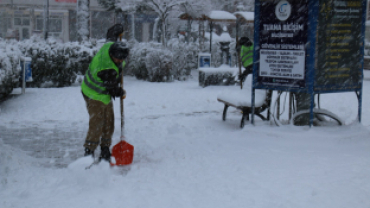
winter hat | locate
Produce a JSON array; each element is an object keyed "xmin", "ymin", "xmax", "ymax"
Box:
[
  {"xmin": 109, "ymin": 41, "xmax": 129, "ymax": 60},
  {"xmin": 239, "ymin": 37, "xmax": 253, "ymax": 47}
]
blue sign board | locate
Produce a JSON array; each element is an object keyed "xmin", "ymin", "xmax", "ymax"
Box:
[
  {"xmin": 198, "ymin": 53, "xmax": 211, "ymax": 68},
  {"xmin": 20, "ymin": 57, "xmax": 32, "ymax": 82},
  {"xmin": 252, "ymin": 0, "xmax": 366, "ymax": 124},
  {"xmin": 254, "ymin": 0, "xmax": 309, "ymax": 90}
]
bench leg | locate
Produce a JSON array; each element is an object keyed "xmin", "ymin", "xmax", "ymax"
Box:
[
  {"xmin": 222, "ymin": 105, "xmax": 229, "ymax": 121},
  {"xmin": 240, "ymin": 111, "xmax": 249, "ymax": 128}
]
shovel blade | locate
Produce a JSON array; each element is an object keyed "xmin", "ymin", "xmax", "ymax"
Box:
[{"xmin": 111, "ymin": 140, "xmax": 134, "ymax": 166}]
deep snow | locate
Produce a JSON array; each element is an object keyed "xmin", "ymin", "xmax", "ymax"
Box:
[{"xmin": 1, "ymin": 71, "xmax": 370, "ymax": 208}]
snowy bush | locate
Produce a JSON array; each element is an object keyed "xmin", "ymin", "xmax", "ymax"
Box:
[
  {"xmin": 1, "ymin": 35, "xmax": 237, "ymax": 91},
  {"xmin": 167, "ymin": 38, "xmax": 198, "ymax": 80},
  {"xmin": 0, "ymin": 38, "xmax": 22, "ymax": 97},
  {"xmin": 126, "ymin": 42, "xmax": 148, "ymax": 80},
  {"xmin": 0, "ymin": 39, "xmax": 22, "ymax": 80},
  {"xmin": 128, "ymin": 42, "xmax": 175, "ymax": 82},
  {"xmin": 19, "ymin": 37, "xmax": 102, "ymax": 87},
  {"xmin": 127, "ymin": 38, "xmax": 237, "ymax": 83},
  {"xmin": 146, "ymin": 47, "xmax": 173, "ymax": 82}
]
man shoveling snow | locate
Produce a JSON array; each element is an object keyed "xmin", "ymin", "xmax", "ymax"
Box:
[{"xmin": 81, "ymin": 35, "xmax": 129, "ymax": 162}]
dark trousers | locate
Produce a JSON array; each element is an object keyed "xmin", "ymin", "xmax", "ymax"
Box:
[
  {"xmin": 239, "ymin": 65, "xmax": 253, "ymax": 82},
  {"xmin": 82, "ymin": 93, "xmax": 114, "ymax": 151}
]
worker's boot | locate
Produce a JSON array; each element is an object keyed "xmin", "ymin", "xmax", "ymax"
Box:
[
  {"xmin": 100, "ymin": 146, "xmax": 111, "ymax": 162},
  {"xmin": 84, "ymin": 148, "xmax": 94, "ymax": 157}
]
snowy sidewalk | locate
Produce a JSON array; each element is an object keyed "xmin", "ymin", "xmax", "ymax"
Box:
[
  {"xmin": 1, "ymin": 75, "xmax": 370, "ymax": 208},
  {"xmin": 0, "ymin": 121, "xmax": 86, "ymax": 168}
]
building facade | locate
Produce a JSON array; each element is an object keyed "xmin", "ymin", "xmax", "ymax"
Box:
[
  {"xmin": 0, "ymin": 0, "xmax": 158, "ymax": 43},
  {"xmin": 0, "ymin": 0, "xmax": 116, "ymax": 42}
]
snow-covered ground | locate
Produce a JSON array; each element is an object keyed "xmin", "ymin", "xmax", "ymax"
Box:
[{"xmin": 1, "ymin": 70, "xmax": 370, "ymax": 208}]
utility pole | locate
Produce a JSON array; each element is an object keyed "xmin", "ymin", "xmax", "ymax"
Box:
[{"xmin": 43, "ymin": 0, "xmax": 49, "ymax": 40}]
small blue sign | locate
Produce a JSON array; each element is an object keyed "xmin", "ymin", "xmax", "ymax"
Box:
[
  {"xmin": 198, "ymin": 53, "xmax": 211, "ymax": 68},
  {"xmin": 20, "ymin": 57, "xmax": 32, "ymax": 82}
]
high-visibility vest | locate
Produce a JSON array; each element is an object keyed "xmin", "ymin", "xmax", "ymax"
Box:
[
  {"xmin": 241, "ymin": 44, "xmax": 254, "ymax": 68},
  {"xmin": 81, "ymin": 42, "xmax": 126, "ymax": 105}
]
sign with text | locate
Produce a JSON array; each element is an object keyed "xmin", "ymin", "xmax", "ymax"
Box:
[
  {"xmin": 257, "ymin": 0, "xmax": 308, "ymax": 89},
  {"xmin": 260, "ymin": 49, "xmax": 305, "ymax": 80},
  {"xmin": 315, "ymin": 0, "xmax": 363, "ymax": 91}
]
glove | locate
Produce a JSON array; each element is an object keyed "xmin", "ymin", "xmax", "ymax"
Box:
[{"xmin": 109, "ymin": 87, "xmax": 125, "ymax": 98}]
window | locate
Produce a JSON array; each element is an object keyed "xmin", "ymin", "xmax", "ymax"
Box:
[
  {"xmin": 49, "ymin": 18, "xmax": 62, "ymax": 32},
  {"xmin": 22, "ymin": 28, "xmax": 29, "ymax": 39},
  {"xmin": 23, "ymin": 18, "xmax": 30, "ymax": 26},
  {"xmin": 14, "ymin": 17, "xmax": 22, "ymax": 26},
  {"xmin": 0, "ymin": 12, "xmax": 11, "ymax": 38},
  {"xmin": 14, "ymin": 15, "xmax": 30, "ymax": 26},
  {"xmin": 36, "ymin": 18, "xmax": 43, "ymax": 31},
  {"xmin": 35, "ymin": 15, "xmax": 63, "ymax": 32}
]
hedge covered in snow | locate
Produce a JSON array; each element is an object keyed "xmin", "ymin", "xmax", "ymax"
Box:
[
  {"xmin": 126, "ymin": 39, "xmax": 198, "ymax": 82},
  {"xmin": 21, "ymin": 37, "xmax": 101, "ymax": 87},
  {"xmin": 1, "ymin": 36, "xmax": 233, "ymax": 92},
  {"xmin": 0, "ymin": 39, "xmax": 22, "ymax": 97}
]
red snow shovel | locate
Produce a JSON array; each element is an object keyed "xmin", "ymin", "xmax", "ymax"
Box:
[
  {"xmin": 111, "ymin": 139, "xmax": 134, "ymax": 165},
  {"xmin": 110, "ymin": 56, "xmax": 134, "ymax": 166}
]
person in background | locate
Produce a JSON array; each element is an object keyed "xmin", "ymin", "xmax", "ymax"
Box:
[
  {"xmin": 237, "ymin": 36, "xmax": 254, "ymax": 83},
  {"xmin": 81, "ymin": 24, "xmax": 129, "ymax": 162}
]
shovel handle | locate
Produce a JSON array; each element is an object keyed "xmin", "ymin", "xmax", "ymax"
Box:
[
  {"xmin": 120, "ymin": 69, "xmax": 125, "ymax": 138},
  {"xmin": 119, "ymin": 36, "xmax": 125, "ymax": 140}
]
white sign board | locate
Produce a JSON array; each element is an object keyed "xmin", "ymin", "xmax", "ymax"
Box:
[{"xmin": 259, "ymin": 49, "xmax": 305, "ymax": 80}]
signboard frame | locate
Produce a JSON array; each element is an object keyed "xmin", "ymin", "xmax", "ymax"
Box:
[{"xmin": 251, "ymin": 0, "xmax": 366, "ymax": 125}]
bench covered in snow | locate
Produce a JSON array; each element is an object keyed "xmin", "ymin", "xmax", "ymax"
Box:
[{"xmin": 217, "ymin": 74, "xmax": 273, "ymax": 128}]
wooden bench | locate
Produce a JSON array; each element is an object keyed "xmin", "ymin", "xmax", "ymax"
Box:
[{"xmin": 217, "ymin": 75, "xmax": 273, "ymax": 128}]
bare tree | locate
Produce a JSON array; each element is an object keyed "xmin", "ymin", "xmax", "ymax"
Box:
[
  {"xmin": 137, "ymin": 0, "xmax": 187, "ymax": 46},
  {"xmin": 98, "ymin": 0, "xmax": 251, "ymax": 45}
]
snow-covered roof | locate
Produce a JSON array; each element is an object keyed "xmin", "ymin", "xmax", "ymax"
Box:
[
  {"xmin": 204, "ymin": 31, "xmax": 232, "ymax": 43},
  {"xmin": 218, "ymin": 31, "xmax": 232, "ymax": 42},
  {"xmin": 234, "ymin": 12, "xmax": 254, "ymax": 21},
  {"xmin": 207, "ymin": 11, "xmax": 236, "ymax": 21},
  {"xmin": 179, "ymin": 10, "xmax": 236, "ymax": 22}
]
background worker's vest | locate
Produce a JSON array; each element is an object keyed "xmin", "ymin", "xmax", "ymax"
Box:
[
  {"xmin": 81, "ymin": 42, "xmax": 125, "ymax": 105},
  {"xmin": 241, "ymin": 45, "xmax": 254, "ymax": 68}
]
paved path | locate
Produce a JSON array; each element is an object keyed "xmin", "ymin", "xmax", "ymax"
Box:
[{"xmin": 0, "ymin": 121, "xmax": 87, "ymax": 168}]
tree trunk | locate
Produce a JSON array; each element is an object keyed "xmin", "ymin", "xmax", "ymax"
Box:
[
  {"xmin": 77, "ymin": 0, "xmax": 90, "ymax": 42},
  {"xmin": 161, "ymin": 17, "xmax": 166, "ymax": 46}
]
